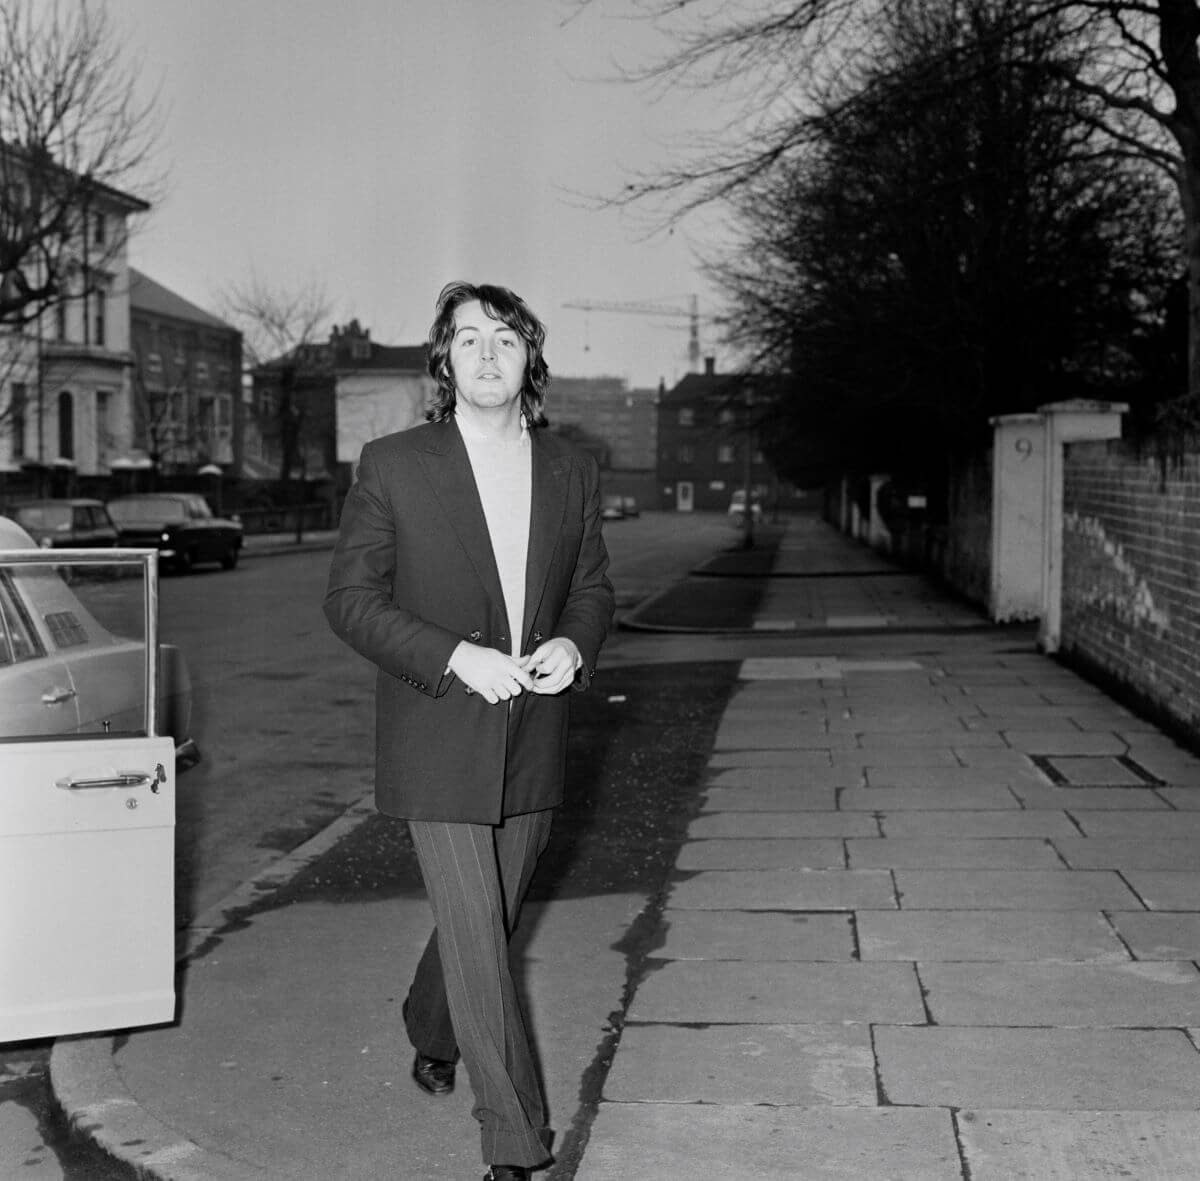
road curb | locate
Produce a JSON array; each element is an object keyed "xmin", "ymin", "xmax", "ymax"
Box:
[{"xmin": 49, "ymin": 792, "xmax": 377, "ymax": 1181}]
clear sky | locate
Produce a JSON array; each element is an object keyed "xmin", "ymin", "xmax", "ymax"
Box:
[{"xmin": 102, "ymin": 0, "xmax": 731, "ymax": 390}]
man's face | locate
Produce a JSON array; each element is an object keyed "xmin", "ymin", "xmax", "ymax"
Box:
[{"xmin": 449, "ymin": 300, "xmax": 528, "ymax": 415}]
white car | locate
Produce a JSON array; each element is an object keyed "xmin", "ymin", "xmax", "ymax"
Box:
[{"xmin": 1, "ymin": 517, "xmax": 192, "ymax": 1042}]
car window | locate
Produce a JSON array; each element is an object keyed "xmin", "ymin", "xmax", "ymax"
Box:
[
  {"xmin": 187, "ymin": 498, "xmax": 213, "ymax": 520},
  {"xmin": 0, "ymin": 574, "xmax": 43, "ymax": 665},
  {"xmin": 15, "ymin": 504, "xmax": 71, "ymax": 531},
  {"xmin": 0, "ymin": 555, "xmax": 151, "ymax": 741},
  {"xmin": 109, "ymin": 498, "xmax": 187, "ymax": 523}
]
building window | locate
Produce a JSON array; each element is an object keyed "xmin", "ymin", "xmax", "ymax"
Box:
[
  {"xmin": 57, "ymin": 391, "xmax": 74, "ymax": 460},
  {"xmin": 93, "ymin": 285, "xmax": 106, "ymax": 347},
  {"xmin": 55, "ymin": 300, "xmax": 67, "ymax": 341},
  {"xmin": 678, "ymin": 407, "xmax": 694, "ymax": 426},
  {"xmin": 718, "ymin": 408, "xmax": 736, "ymax": 426},
  {"xmin": 678, "ymin": 443, "xmax": 695, "ymax": 463},
  {"xmin": 93, "ymin": 211, "xmax": 106, "ymax": 246},
  {"xmin": 96, "ymin": 390, "xmax": 110, "ymax": 458},
  {"xmin": 717, "ymin": 443, "xmax": 736, "ymax": 464},
  {"xmin": 10, "ymin": 383, "xmax": 26, "ymax": 459}
]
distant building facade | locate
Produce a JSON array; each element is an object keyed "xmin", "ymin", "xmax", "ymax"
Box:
[
  {"xmin": 128, "ymin": 269, "xmax": 243, "ymax": 476},
  {"xmin": 0, "ymin": 167, "xmax": 149, "ymax": 495},
  {"xmin": 251, "ymin": 319, "xmax": 433, "ymax": 497},
  {"xmin": 656, "ymin": 360, "xmax": 774, "ymax": 511}
]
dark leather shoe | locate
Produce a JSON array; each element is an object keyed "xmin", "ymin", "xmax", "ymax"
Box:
[
  {"xmin": 484, "ymin": 1168, "xmax": 531, "ymax": 1181},
  {"xmin": 411, "ymin": 1051, "xmax": 455, "ymax": 1095}
]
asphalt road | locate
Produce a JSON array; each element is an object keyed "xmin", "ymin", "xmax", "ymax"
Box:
[{"xmin": 0, "ymin": 509, "xmax": 744, "ymax": 1180}]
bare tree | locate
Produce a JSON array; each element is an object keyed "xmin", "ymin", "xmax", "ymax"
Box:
[
  {"xmin": 221, "ymin": 273, "xmax": 333, "ymax": 542},
  {"xmin": 583, "ymin": 0, "xmax": 1200, "ymax": 405},
  {"xmin": 0, "ymin": 0, "xmax": 160, "ymax": 329}
]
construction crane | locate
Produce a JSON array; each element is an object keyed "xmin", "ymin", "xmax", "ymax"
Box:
[{"xmin": 562, "ymin": 295, "xmax": 704, "ymax": 373}]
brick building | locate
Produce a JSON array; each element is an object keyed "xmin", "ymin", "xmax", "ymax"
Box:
[
  {"xmin": 656, "ymin": 360, "xmax": 774, "ymax": 511},
  {"xmin": 128, "ymin": 270, "xmax": 243, "ymax": 476}
]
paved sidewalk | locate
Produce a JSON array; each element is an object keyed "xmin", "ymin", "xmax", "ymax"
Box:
[{"xmin": 53, "ymin": 514, "xmax": 1200, "ymax": 1180}]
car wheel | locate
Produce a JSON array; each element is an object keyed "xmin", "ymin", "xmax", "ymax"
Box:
[
  {"xmin": 221, "ymin": 544, "xmax": 239, "ymax": 571},
  {"xmin": 173, "ymin": 549, "xmax": 193, "ymax": 575}
]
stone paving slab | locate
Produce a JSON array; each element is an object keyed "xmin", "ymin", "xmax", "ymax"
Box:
[
  {"xmin": 1073, "ymin": 812, "xmax": 1200, "ymax": 839},
  {"xmin": 701, "ymin": 786, "xmax": 839, "ymax": 812},
  {"xmin": 602, "ymin": 1024, "xmax": 876, "ymax": 1105},
  {"xmin": 856, "ymin": 730, "xmax": 1006, "ymax": 748},
  {"xmin": 847, "ymin": 837, "xmax": 1062, "ymax": 870},
  {"xmin": 688, "ymin": 812, "xmax": 879, "ymax": 839},
  {"xmin": 708, "ymin": 749, "xmax": 837, "ymax": 768},
  {"xmin": 1011, "ymin": 786, "xmax": 1169, "ymax": 810},
  {"xmin": 1158, "ymin": 787, "xmax": 1200, "ymax": 808},
  {"xmin": 657, "ymin": 910, "xmax": 855, "ymax": 961},
  {"xmin": 840, "ymin": 785, "xmax": 1019, "ymax": 810},
  {"xmin": 877, "ymin": 1026, "xmax": 1200, "ymax": 1109},
  {"xmin": 1052, "ymin": 837, "xmax": 1200, "ymax": 870},
  {"xmin": 628, "ymin": 961, "xmax": 924, "ymax": 1023},
  {"xmin": 713, "ymin": 728, "xmax": 859, "ymax": 751},
  {"xmin": 1130, "ymin": 759, "xmax": 1200, "ymax": 785},
  {"xmin": 893, "ymin": 869, "xmax": 1141, "ymax": 909},
  {"xmin": 1121, "ymin": 871, "xmax": 1200, "ymax": 910},
  {"xmin": 668, "ymin": 868, "xmax": 896, "ymax": 911},
  {"xmin": 1001, "ymin": 730, "xmax": 1129, "ymax": 755},
  {"xmin": 958, "ymin": 1110, "xmax": 1200, "ymax": 1181},
  {"xmin": 574, "ymin": 1104, "xmax": 962, "ymax": 1181},
  {"xmin": 862, "ymin": 766, "xmax": 1047, "ymax": 788},
  {"xmin": 676, "ymin": 838, "xmax": 846, "ymax": 870},
  {"xmin": 706, "ymin": 767, "xmax": 856, "ymax": 788},
  {"xmin": 921, "ymin": 961, "xmax": 1200, "ymax": 1026},
  {"xmin": 857, "ymin": 910, "xmax": 1128, "ymax": 962},
  {"xmin": 833, "ymin": 748, "xmax": 963, "ymax": 767},
  {"xmin": 881, "ymin": 810, "xmax": 1078, "ymax": 837},
  {"xmin": 1109, "ymin": 913, "xmax": 1200, "ymax": 960}
]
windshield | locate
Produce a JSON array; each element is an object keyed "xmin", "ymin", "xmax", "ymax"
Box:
[
  {"xmin": 14, "ymin": 504, "xmax": 72, "ymax": 531},
  {"xmin": 108, "ymin": 498, "xmax": 188, "ymax": 524}
]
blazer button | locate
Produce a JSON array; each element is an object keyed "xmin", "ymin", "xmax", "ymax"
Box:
[
  {"xmin": 533, "ymin": 631, "xmax": 543, "ymax": 643},
  {"xmin": 464, "ymin": 685, "xmax": 475, "ymax": 696},
  {"xmin": 469, "ymin": 630, "xmax": 483, "ymax": 642}
]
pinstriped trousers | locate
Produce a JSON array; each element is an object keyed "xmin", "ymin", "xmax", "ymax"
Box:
[{"xmin": 405, "ymin": 809, "xmax": 555, "ymax": 1169}]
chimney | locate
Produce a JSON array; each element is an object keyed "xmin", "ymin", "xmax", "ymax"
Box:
[{"xmin": 704, "ymin": 356, "xmax": 716, "ymax": 376}]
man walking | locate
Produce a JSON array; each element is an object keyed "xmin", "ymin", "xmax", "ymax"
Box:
[{"xmin": 324, "ymin": 281, "xmax": 614, "ymax": 1179}]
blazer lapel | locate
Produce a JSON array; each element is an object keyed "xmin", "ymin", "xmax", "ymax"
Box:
[
  {"xmin": 523, "ymin": 432, "xmax": 570, "ymax": 639},
  {"xmin": 415, "ymin": 419, "xmax": 506, "ymax": 615}
]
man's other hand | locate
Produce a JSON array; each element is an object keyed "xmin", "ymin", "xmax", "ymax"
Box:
[{"xmin": 522, "ymin": 638, "xmax": 581, "ymax": 695}]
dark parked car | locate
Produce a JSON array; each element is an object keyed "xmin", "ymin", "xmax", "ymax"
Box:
[
  {"xmin": 8, "ymin": 499, "xmax": 119, "ymax": 549},
  {"xmin": 106, "ymin": 493, "xmax": 243, "ymax": 573}
]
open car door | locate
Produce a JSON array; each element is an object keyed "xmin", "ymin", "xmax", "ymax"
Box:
[{"xmin": 0, "ymin": 542, "xmax": 176, "ymax": 1042}]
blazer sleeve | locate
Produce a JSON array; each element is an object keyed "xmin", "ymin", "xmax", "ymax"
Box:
[
  {"xmin": 323, "ymin": 441, "xmax": 460, "ymax": 696},
  {"xmin": 555, "ymin": 452, "xmax": 616, "ymax": 691}
]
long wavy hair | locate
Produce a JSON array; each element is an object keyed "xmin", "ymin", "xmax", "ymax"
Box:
[{"xmin": 425, "ymin": 281, "xmax": 550, "ymax": 426}]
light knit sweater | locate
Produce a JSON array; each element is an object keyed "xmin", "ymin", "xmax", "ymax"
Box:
[{"xmin": 455, "ymin": 412, "xmax": 532, "ymax": 658}]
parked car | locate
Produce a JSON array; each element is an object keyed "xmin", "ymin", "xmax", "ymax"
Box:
[
  {"xmin": 601, "ymin": 495, "xmax": 626, "ymax": 521},
  {"xmin": 8, "ymin": 498, "xmax": 119, "ymax": 549},
  {"xmin": 727, "ymin": 489, "xmax": 763, "ymax": 524},
  {"xmin": 0, "ymin": 516, "xmax": 198, "ymax": 768},
  {"xmin": 107, "ymin": 493, "xmax": 243, "ymax": 573}
]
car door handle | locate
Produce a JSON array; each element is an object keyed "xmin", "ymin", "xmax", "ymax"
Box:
[
  {"xmin": 56, "ymin": 765, "xmax": 167, "ymax": 792},
  {"xmin": 41, "ymin": 686, "xmax": 77, "ymax": 705}
]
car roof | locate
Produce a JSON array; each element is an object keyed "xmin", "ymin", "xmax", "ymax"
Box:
[
  {"xmin": 0, "ymin": 516, "xmax": 37, "ymax": 549},
  {"xmin": 108, "ymin": 493, "xmax": 189, "ymax": 501},
  {"xmin": 13, "ymin": 497, "xmax": 107, "ymax": 508}
]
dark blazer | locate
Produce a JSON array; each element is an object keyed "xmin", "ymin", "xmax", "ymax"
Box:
[{"xmin": 323, "ymin": 417, "xmax": 615, "ymax": 823}]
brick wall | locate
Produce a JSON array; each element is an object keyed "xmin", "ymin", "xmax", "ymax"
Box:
[{"xmin": 1061, "ymin": 440, "xmax": 1200, "ymax": 736}]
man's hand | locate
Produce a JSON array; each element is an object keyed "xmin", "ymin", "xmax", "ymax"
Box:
[
  {"xmin": 521, "ymin": 637, "xmax": 581, "ymax": 695},
  {"xmin": 448, "ymin": 642, "xmax": 535, "ymax": 704}
]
